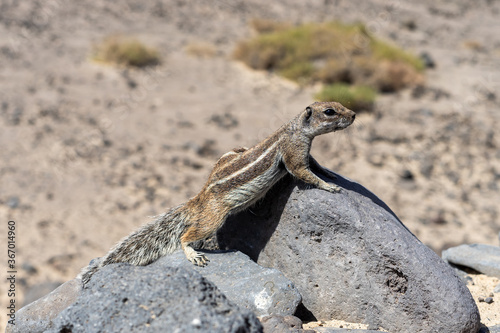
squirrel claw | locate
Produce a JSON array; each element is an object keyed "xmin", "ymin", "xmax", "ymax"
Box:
[
  {"xmin": 190, "ymin": 252, "xmax": 209, "ymax": 267},
  {"xmin": 326, "ymin": 184, "xmax": 342, "ymax": 193},
  {"xmin": 184, "ymin": 246, "xmax": 209, "ymax": 267}
]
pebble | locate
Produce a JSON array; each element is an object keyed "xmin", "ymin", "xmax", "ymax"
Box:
[
  {"xmin": 400, "ymin": 169, "xmax": 415, "ymax": 181},
  {"xmin": 478, "ymin": 296, "xmax": 494, "ymax": 304},
  {"xmin": 420, "ymin": 51, "xmax": 435, "ymax": 68},
  {"xmin": 6, "ymin": 196, "xmax": 20, "ymax": 209}
]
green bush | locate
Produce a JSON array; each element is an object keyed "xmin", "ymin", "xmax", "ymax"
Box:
[
  {"xmin": 234, "ymin": 20, "xmax": 425, "ymax": 107},
  {"xmin": 371, "ymin": 39, "xmax": 425, "ymax": 71},
  {"xmin": 315, "ymin": 83, "xmax": 376, "ymax": 112},
  {"xmin": 92, "ymin": 35, "xmax": 160, "ymax": 68}
]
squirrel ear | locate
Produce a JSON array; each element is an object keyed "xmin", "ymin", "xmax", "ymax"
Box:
[{"xmin": 304, "ymin": 106, "xmax": 313, "ymax": 122}]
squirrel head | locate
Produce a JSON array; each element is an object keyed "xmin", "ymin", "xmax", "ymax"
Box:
[{"xmin": 301, "ymin": 101, "xmax": 356, "ymax": 137}]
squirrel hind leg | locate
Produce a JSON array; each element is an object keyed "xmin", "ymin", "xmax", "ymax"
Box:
[{"xmin": 182, "ymin": 242, "xmax": 209, "ymax": 266}]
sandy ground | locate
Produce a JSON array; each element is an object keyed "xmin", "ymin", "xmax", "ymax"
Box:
[
  {"xmin": 467, "ymin": 274, "xmax": 500, "ymax": 329},
  {"xmin": 1, "ymin": 0, "xmax": 499, "ymax": 331}
]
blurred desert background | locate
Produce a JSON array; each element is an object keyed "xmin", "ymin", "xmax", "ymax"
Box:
[{"xmin": 1, "ymin": 0, "xmax": 499, "ymax": 330}]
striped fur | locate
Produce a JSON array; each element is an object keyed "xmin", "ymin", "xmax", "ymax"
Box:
[{"xmin": 79, "ymin": 102, "xmax": 355, "ymax": 285}]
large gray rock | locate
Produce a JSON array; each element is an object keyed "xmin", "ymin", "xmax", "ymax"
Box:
[
  {"xmin": 10, "ymin": 251, "xmax": 297, "ymax": 332},
  {"xmin": 488, "ymin": 324, "xmax": 500, "ymax": 333},
  {"xmin": 47, "ymin": 264, "xmax": 262, "ymax": 333},
  {"xmin": 6, "ymin": 278, "xmax": 82, "ymax": 333},
  {"xmin": 442, "ymin": 243, "xmax": 500, "ymax": 278},
  {"xmin": 164, "ymin": 250, "xmax": 301, "ymax": 317},
  {"xmin": 216, "ymin": 174, "xmax": 480, "ymax": 333}
]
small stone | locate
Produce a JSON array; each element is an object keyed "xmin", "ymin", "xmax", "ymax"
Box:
[
  {"xmin": 485, "ymin": 297, "xmax": 494, "ymax": 304},
  {"xmin": 400, "ymin": 169, "xmax": 414, "ymax": 181},
  {"xmin": 21, "ymin": 262, "xmax": 38, "ymax": 275},
  {"xmin": 191, "ymin": 318, "xmax": 201, "ymax": 327},
  {"xmin": 478, "ymin": 297, "xmax": 485, "ymax": 302},
  {"xmin": 403, "ymin": 20, "xmax": 417, "ymax": 31},
  {"xmin": 209, "ymin": 112, "xmax": 239, "ymax": 130},
  {"xmin": 420, "ymin": 51, "xmax": 435, "ymax": 68},
  {"xmin": 6, "ymin": 196, "xmax": 20, "ymax": 209}
]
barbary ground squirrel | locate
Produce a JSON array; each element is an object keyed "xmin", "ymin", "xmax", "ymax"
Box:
[{"xmin": 80, "ymin": 101, "xmax": 355, "ymax": 285}]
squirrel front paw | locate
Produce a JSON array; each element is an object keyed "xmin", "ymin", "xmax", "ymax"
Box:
[
  {"xmin": 319, "ymin": 183, "xmax": 341, "ymax": 193},
  {"xmin": 183, "ymin": 245, "xmax": 210, "ymax": 267},
  {"xmin": 327, "ymin": 184, "xmax": 341, "ymax": 193},
  {"xmin": 189, "ymin": 251, "xmax": 209, "ymax": 267}
]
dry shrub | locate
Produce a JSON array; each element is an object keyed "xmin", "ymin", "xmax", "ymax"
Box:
[
  {"xmin": 315, "ymin": 83, "xmax": 376, "ymax": 112},
  {"xmin": 371, "ymin": 61, "xmax": 425, "ymax": 92},
  {"xmin": 185, "ymin": 41, "xmax": 217, "ymax": 58},
  {"xmin": 315, "ymin": 59, "xmax": 353, "ymax": 84},
  {"xmin": 249, "ymin": 18, "xmax": 292, "ymax": 34},
  {"xmin": 92, "ymin": 35, "xmax": 160, "ymax": 67},
  {"xmin": 234, "ymin": 19, "xmax": 426, "ymax": 109},
  {"xmin": 463, "ymin": 40, "xmax": 483, "ymax": 52}
]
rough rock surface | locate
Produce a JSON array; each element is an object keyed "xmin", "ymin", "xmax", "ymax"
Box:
[
  {"xmin": 260, "ymin": 315, "xmax": 312, "ymax": 333},
  {"xmin": 22, "ymin": 281, "xmax": 65, "ymax": 307},
  {"xmin": 46, "ymin": 265, "xmax": 262, "ymax": 333},
  {"xmin": 313, "ymin": 329, "xmax": 383, "ymax": 333},
  {"xmin": 488, "ymin": 324, "xmax": 500, "ymax": 333},
  {"xmin": 6, "ymin": 279, "xmax": 81, "ymax": 333},
  {"xmin": 164, "ymin": 250, "xmax": 301, "ymax": 317},
  {"xmin": 442, "ymin": 244, "xmax": 500, "ymax": 278},
  {"xmin": 216, "ymin": 174, "xmax": 481, "ymax": 333}
]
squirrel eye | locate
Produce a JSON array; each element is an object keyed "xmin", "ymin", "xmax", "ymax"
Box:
[{"xmin": 324, "ymin": 108, "xmax": 337, "ymax": 116}]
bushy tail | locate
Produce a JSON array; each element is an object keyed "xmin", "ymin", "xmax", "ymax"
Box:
[{"xmin": 79, "ymin": 204, "xmax": 189, "ymax": 286}]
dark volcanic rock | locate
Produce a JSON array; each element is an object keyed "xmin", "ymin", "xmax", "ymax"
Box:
[
  {"xmin": 164, "ymin": 250, "xmax": 301, "ymax": 317},
  {"xmin": 216, "ymin": 174, "xmax": 480, "ymax": 333},
  {"xmin": 6, "ymin": 278, "xmax": 81, "ymax": 333},
  {"xmin": 260, "ymin": 315, "xmax": 311, "ymax": 333},
  {"xmin": 442, "ymin": 243, "xmax": 500, "ymax": 278},
  {"xmin": 47, "ymin": 265, "xmax": 262, "ymax": 333},
  {"xmin": 313, "ymin": 329, "xmax": 383, "ymax": 333},
  {"xmin": 11, "ymin": 251, "xmax": 294, "ymax": 332}
]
